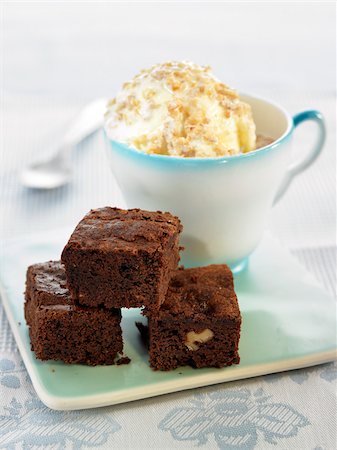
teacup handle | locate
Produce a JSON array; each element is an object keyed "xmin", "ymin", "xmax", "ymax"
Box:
[{"xmin": 273, "ymin": 110, "xmax": 326, "ymax": 205}]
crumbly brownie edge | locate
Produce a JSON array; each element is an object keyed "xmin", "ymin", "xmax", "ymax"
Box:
[
  {"xmin": 157, "ymin": 230, "xmax": 182, "ymax": 307},
  {"xmin": 61, "ymin": 207, "xmax": 182, "ymax": 307},
  {"xmin": 63, "ymin": 238, "xmax": 181, "ymax": 310},
  {"xmin": 24, "ymin": 266, "xmax": 38, "ymax": 327},
  {"xmin": 30, "ymin": 308, "xmax": 123, "ymax": 365},
  {"xmin": 147, "ymin": 318, "xmax": 241, "ymax": 371},
  {"xmin": 24, "ymin": 262, "xmax": 72, "ymax": 326},
  {"xmin": 144, "ymin": 264, "xmax": 241, "ymax": 321}
]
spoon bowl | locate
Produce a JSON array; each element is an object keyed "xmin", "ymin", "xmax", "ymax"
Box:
[{"xmin": 21, "ymin": 158, "xmax": 72, "ymax": 190}]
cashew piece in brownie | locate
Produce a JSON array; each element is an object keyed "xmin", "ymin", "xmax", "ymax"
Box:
[{"xmin": 185, "ymin": 329, "xmax": 214, "ymax": 351}]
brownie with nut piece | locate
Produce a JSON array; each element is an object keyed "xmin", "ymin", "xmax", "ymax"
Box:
[
  {"xmin": 144, "ymin": 264, "xmax": 241, "ymax": 371},
  {"xmin": 61, "ymin": 207, "xmax": 182, "ymax": 310},
  {"xmin": 25, "ymin": 261, "xmax": 123, "ymax": 365}
]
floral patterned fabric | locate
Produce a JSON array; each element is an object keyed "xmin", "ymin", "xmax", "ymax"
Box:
[
  {"xmin": 0, "ymin": 246, "xmax": 336, "ymax": 449},
  {"xmin": 0, "ymin": 349, "xmax": 336, "ymax": 449}
]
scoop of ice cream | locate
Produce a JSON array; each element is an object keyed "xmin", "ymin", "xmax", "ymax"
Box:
[{"xmin": 104, "ymin": 61, "xmax": 256, "ymax": 157}]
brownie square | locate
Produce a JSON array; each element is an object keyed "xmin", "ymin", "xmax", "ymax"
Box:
[
  {"xmin": 61, "ymin": 207, "xmax": 182, "ymax": 310},
  {"xmin": 25, "ymin": 261, "xmax": 123, "ymax": 366},
  {"xmin": 145, "ymin": 265, "xmax": 241, "ymax": 371}
]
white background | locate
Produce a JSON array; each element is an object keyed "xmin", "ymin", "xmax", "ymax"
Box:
[{"xmin": 1, "ymin": 2, "xmax": 336, "ymax": 248}]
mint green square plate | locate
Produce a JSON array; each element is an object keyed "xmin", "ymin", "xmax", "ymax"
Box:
[{"xmin": 0, "ymin": 230, "xmax": 336, "ymax": 410}]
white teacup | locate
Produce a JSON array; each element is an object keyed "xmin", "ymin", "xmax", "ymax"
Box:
[{"xmin": 105, "ymin": 94, "xmax": 326, "ymax": 272}]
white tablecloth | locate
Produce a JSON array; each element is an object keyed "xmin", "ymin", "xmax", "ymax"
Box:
[{"xmin": 1, "ymin": 3, "xmax": 336, "ymax": 449}]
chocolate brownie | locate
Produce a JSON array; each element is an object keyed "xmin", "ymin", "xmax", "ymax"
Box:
[
  {"xmin": 144, "ymin": 265, "xmax": 241, "ymax": 371},
  {"xmin": 61, "ymin": 207, "xmax": 182, "ymax": 310},
  {"xmin": 25, "ymin": 261, "xmax": 123, "ymax": 365}
]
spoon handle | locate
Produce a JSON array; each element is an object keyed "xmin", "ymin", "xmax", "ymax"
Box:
[{"xmin": 61, "ymin": 98, "xmax": 108, "ymax": 147}]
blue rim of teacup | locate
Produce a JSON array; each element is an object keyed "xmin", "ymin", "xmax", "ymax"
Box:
[{"xmin": 105, "ymin": 94, "xmax": 294, "ymax": 165}]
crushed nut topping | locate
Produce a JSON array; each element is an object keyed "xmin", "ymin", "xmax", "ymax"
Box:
[{"xmin": 104, "ymin": 61, "xmax": 256, "ymax": 157}]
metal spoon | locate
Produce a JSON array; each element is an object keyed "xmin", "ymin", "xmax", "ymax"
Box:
[{"xmin": 20, "ymin": 98, "xmax": 108, "ymax": 189}]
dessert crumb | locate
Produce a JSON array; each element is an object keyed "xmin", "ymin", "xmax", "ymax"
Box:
[{"xmin": 116, "ymin": 356, "xmax": 131, "ymax": 366}]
